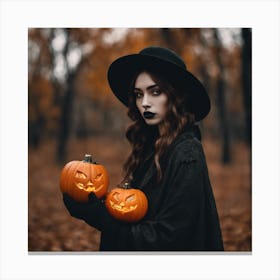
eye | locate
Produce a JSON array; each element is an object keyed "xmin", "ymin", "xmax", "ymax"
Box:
[
  {"xmin": 125, "ymin": 194, "xmax": 136, "ymax": 202},
  {"xmin": 113, "ymin": 192, "xmax": 121, "ymax": 201},
  {"xmin": 152, "ymin": 87, "xmax": 162, "ymax": 96},
  {"xmin": 95, "ymin": 173, "xmax": 103, "ymax": 181},
  {"xmin": 75, "ymin": 171, "xmax": 87, "ymax": 179},
  {"xmin": 134, "ymin": 91, "xmax": 143, "ymax": 99}
]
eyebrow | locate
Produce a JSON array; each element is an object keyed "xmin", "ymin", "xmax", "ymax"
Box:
[{"xmin": 134, "ymin": 84, "xmax": 158, "ymax": 91}]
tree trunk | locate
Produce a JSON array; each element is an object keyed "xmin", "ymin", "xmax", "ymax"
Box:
[
  {"xmin": 56, "ymin": 29, "xmax": 74, "ymax": 163},
  {"xmin": 241, "ymin": 28, "xmax": 252, "ymax": 145},
  {"xmin": 213, "ymin": 29, "xmax": 231, "ymax": 164},
  {"xmin": 56, "ymin": 72, "xmax": 75, "ymax": 163},
  {"xmin": 160, "ymin": 28, "xmax": 182, "ymax": 54}
]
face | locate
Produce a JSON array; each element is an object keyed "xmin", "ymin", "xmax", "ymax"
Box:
[
  {"xmin": 133, "ymin": 72, "xmax": 168, "ymax": 127},
  {"xmin": 74, "ymin": 169, "xmax": 104, "ymax": 192},
  {"xmin": 108, "ymin": 190, "xmax": 138, "ymax": 213}
]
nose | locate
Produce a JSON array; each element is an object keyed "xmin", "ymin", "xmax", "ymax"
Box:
[{"xmin": 142, "ymin": 94, "xmax": 151, "ymax": 109}]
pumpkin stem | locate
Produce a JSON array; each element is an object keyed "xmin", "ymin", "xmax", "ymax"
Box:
[
  {"xmin": 123, "ymin": 182, "xmax": 130, "ymax": 189},
  {"xmin": 83, "ymin": 154, "xmax": 97, "ymax": 164}
]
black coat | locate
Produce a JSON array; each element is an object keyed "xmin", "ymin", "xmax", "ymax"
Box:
[{"xmin": 100, "ymin": 125, "xmax": 224, "ymax": 251}]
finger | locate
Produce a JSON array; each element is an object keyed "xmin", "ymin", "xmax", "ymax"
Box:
[
  {"xmin": 63, "ymin": 193, "xmax": 70, "ymax": 203},
  {"xmin": 63, "ymin": 193, "xmax": 74, "ymax": 204},
  {"xmin": 62, "ymin": 193, "xmax": 69, "ymax": 199},
  {"xmin": 88, "ymin": 192, "xmax": 98, "ymax": 203}
]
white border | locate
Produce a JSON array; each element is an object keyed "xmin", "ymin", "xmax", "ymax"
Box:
[{"xmin": 1, "ymin": 0, "xmax": 279, "ymax": 279}]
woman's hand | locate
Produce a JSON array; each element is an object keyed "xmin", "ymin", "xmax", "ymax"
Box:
[
  {"xmin": 62, "ymin": 192, "xmax": 117, "ymax": 232},
  {"xmin": 63, "ymin": 193, "xmax": 90, "ymax": 219}
]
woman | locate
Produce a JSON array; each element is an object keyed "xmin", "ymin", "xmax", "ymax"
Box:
[{"xmin": 63, "ymin": 46, "xmax": 224, "ymax": 251}]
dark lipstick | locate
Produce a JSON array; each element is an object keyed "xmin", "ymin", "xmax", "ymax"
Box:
[{"xmin": 143, "ymin": 111, "xmax": 156, "ymax": 119}]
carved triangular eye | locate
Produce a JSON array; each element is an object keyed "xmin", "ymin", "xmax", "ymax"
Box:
[
  {"xmin": 95, "ymin": 173, "xmax": 103, "ymax": 181},
  {"xmin": 113, "ymin": 192, "xmax": 121, "ymax": 201},
  {"xmin": 75, "ymin": 171, "xmax": 87, "ymax": 179},
  {"xmin": 125, "ymin": 194, "xmax": 136, "ymax": 202}
]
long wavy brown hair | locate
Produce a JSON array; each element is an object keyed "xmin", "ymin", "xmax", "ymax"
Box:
[{"xmin": 123, "ymin": 69, "xmax": 195, "ymax": 183}]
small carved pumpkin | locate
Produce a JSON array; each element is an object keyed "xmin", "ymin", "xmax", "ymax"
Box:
[
  {"xmin": 60, "ymin": 154, "xmax": 109, "ymax": 202},
  {"xmin": 105, "ymin": 182, "xmax": 148, "ymax": 222}
]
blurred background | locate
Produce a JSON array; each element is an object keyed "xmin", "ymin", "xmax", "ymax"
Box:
[{"xmin": 28, "ymin": 28, "xmax": 251, "ymax": 252}]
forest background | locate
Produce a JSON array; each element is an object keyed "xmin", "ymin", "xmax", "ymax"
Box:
[{"xmin": 28, "ymin": 28, "xmax": 252, "ymax": 252}]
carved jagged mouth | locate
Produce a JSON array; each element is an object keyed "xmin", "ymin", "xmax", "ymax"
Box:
[
  {"xmin": 75, "ymin": 182, "xmax": 104, "ymax": 192},
  {"xmin": 109, "ymin": 200, "xmax": 137, "ymax": 213}
]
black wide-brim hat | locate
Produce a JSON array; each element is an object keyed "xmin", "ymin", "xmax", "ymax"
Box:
[{"xmin": 107, "ymin": 46, "xmax": 210, "ymax": 121}]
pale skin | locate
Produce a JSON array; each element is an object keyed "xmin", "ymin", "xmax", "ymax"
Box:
[{"xmin": 133, "ymin": 72, "xmax": 168, "ymax": 135}]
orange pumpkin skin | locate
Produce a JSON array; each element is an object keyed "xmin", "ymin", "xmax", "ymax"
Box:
[
  {"xmin": 60, "ymin": 154, "xmax": 109, "ymax": 202},
  {"xmin": 105, "ymin": 184, "xmax": 148, "ymax": 222}
]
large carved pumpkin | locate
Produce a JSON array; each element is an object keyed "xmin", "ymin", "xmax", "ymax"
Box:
[
  {"xmin": 60, "ymin": 154, "xmax": 109, "ymax": 202},
  {"xmin": 105, "ymin": 182, "xmax": 148, "ymax": 222}
]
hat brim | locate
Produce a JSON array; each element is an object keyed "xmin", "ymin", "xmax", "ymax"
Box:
[{"xmin": 107, "ymin": 53, "xmax": 210, "ymax": 121}]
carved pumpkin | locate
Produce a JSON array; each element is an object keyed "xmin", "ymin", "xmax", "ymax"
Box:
[
  {"xmin": 60, "ymin": 154, "xmax": 109, "ymax": 202},
  {"xmin": 105, "ymin": 182, "xmax": 148, "ymax": 222}
]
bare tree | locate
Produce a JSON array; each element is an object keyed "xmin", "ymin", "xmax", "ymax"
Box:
[
  {"xmin": 46, "ymin": 28, "xmax": 94, "ymax": 163},
  {"xmin": 241, "ymin": 28, "xmax": 252, "ymax": 146},
  {"xmin": 213, "ymin": 29, "xmax": 231, "ymax": 164},
  {"xmin": 28, "ymin": 29, "xmax": 52, "ymax": 148}
]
